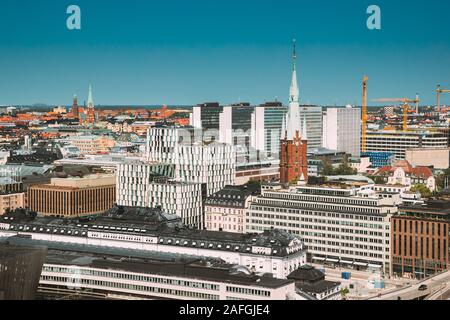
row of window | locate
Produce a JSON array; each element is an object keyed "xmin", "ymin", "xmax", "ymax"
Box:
[
  {"xmin": 226, "ymin": 286, "xmax": 271, "ymax": 297},
  {"xmin": 42, "ymin": 267, "xmax": 219, "ymax": 291},
  {"xmin": 41, "ymin": 275, "xmax": 220, "ymax": 300}
]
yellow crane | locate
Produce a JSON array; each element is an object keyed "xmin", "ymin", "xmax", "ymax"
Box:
[
  {"xmin": 372, "ymin": 97, "xmax": 420, "ymax": 132},
  {"xmin": 437, "ymin": 85, "xmax": 450, "ymax": 113},
  {"xmin": 362, "ymin": 76, "xmax": 369, "ymax": 153}
]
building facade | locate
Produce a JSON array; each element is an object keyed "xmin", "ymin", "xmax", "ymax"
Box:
[
  {"xmin": 205, "ymin": 185, "xmax": 255, "ymax": 233},
  {"xmin": 0, "ymin": 192, "xmax": 25, "ymax": 215},
  {"xmin": 0, "ymin": 244, "xmax": 47, "ymax": 300},
  {"xmin": 300, "ymin": 106, "xmax": 323, "ymax": 150},
  {"xmin": 374, "ymin": 160, "xmax": 436, "ymax": 192},
  {"xmin": 146, "ymin": 126, "xmax": 235, "ymax": 197},
  {"xmin": 406, "ymin": 148, "xmax": 450, "ymax": 170},
  {"xmin": 391, "ymin": 200, "xmax": 450, "ymax": 279},
  {"xmin": 116, "ymin": 162, "xmax": 203, "ymax": 228},
  {"xmin": 1, "ymin": 210, "xmax": 307, "ymax": 279},
  {"xmin": 246, "ymin": 183, "xmax": 396, "ymax": 275},
  {"xmin": 219, "ymin": 103, "xmax": 255, "ymax": 164},
  {"xmin": 63, "ymin": 135, "xmax": 116, "ymax": 155},
  {"xmin": 251, "ymin": 102, "xmax": 286, "ymax": 160},
  {"xmin": 365, "ymin": 130, "xmax": 449, "ymax": 160},
  {"xmin": 322, "ymin": 106, "xmax": 361, "ymax": 157},
  {"xmin": 190, "ymin": 102, "xmax": 223, "ymax": 132},
  {"xmin": 28, "ymin": 174, "xmax": 116, "ymax": 217}
]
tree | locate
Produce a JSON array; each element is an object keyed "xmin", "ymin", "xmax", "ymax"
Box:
[
  {"xmin": 436, "ymin": 167, "xmax": 450, "ymax": 191},
  {"xmin": 321, "ymin": 159, "xmax": 357, "ymax": 176},
  {"xmin": 411, "ymin": 184, "xmax": 432, "ymax": 199},
  {"xmin": 341, "ymin": 287, "xmax": 350, "ymax": 300}
]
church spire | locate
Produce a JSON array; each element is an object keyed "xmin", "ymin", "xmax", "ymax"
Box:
[
  {"xmin": 285, "ymin": 39, "xmax": 301, "ymax": 140},
  {"xmin": 88, "ymin": 85, "xmax": 94, "ymax": 106},
  {"xmin": 289, "ymin": 39, "xmax": 299, "ymax": 104}
]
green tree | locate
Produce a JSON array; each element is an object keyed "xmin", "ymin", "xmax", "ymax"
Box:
[
  {"xmin": 411, "ymin": 184, "xmax": 433, "ymax": 198},
  {"xmin": 341, "ymin": 287, "xmax": 350, "ymax": 300}
]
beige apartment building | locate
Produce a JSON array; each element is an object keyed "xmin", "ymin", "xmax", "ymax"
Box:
[
  {"xmin": 205, "ymin": 185, "xmax": 255, "ymax": 234},
  {"xmin": 0, "ymin": 192, "xmax": 25, "ymax": 215},
  {"xmin": 28, "ymin": 174, "xmax": 116, "ymax": 217}
]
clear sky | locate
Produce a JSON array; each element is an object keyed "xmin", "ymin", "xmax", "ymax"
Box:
[{"xmin": 0, "ymin": 0, "xmax": 449, "ymax": 106}]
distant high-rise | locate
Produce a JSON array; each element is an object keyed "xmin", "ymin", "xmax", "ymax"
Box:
[
  {"xmin": 280, "ymin": 40, "xmax": 308, "ymax": 185},
  {"xmin": 219, "ymin": 103, "xmax": 255, "ymax": 164},
  {"xmin": 322, "ymin": 106, "xmax": 361, "ymax": 157},
  {"xmin": 251, "ymin": 102, "xmax": 286, "ymax": 159},
  {"xmin": 300, "ymin": 105, "xmax": 323, "ymax": 150},
  {"xmin": 190, "ymin": 102, "xmax": 223, "ymax": 132}
]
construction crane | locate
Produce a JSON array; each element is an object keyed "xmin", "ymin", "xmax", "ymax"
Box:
[
  {"xmin": 362, "ymin": 76, "xmax": 369, "ymax": 153},
  {"xmin": 437, "ymin": 85, "xmax": 450, "ymax": 113},
  {"xmin": 372, "ymin": 97, "xmax": 420, "ymax": 132}
]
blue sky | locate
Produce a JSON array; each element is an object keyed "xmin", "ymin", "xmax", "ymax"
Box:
[{"xmin": 0, "ymin": 0, "xmax": 449, "ymax": 106}]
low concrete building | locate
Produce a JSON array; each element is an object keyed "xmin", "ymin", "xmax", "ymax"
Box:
[
  {"xmin": 406, "ymin": 148, "xmax": 450, "ymax": 170},
  {"xmin": 28, "ymin": 174, "xmax": 116, "ymax": 217}
]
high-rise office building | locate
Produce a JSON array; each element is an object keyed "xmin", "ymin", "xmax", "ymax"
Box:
[
  {"xmin": 300, "ymin": 105, "xmax": 323, "ymax": 150},
  {"xmin": 219, "ymin": 103, "xmax": 255, "ymax": 164},
  {"xmin": 190, "ymin": 102, "xmax": 223, "ymax": 133},
  {"xmin": 322, "ymin": 106, "xmax": 362, "ymax": 157},
  {"xmin": 251, "ymin": 102, "xmax": 286, "ymax": 159}
]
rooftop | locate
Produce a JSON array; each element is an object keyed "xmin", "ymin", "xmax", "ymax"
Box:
[{"xmin": 0, "ymin": 237, "xmax": 293, "ymax": 289}]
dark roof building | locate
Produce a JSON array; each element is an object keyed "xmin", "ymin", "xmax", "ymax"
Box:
[
  {"xmin": 205, "ymin": 185, "xmax": 254, "ymax": 208},
  {"xmin": 0, "ymin": 244, "xmax": 47, "ymax": 300},
  {"xmin": 287, "ymin": 265, "xmax": 341, "ymax": 300}
]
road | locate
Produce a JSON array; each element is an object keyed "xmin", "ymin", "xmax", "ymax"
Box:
[
  {"xmin": 425, "ymin": 282, "xmax": 450, "ymax": 300},
  {"xmin": 368, "ymin": 270, "xmax": 450, "ymax": 300}
]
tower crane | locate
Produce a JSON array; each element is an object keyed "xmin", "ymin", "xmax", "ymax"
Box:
[
  {"xmin": 362, "ymin": 76, "xmax": 368, "ymax": 153},
  {"xmin": 437, "ymin": 85, "xmax": 450, "ymax": 113},
  {"xmin": 372, "ymin": 97, "xmax": 420, "ymax": 132}
]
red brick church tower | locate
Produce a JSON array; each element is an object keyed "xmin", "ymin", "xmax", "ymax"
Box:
[{"xmin": 280, "ymin": 40, "xmax": 308, "ymax": 185}]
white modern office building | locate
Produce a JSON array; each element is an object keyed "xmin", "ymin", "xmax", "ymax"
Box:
[
  {"xmin": 117, "ymin": 162, "xmax": 203, "ymax": 227},
  {"xmin": 322, "ymin": 106, "xmax": 361, "ymax": 157},
  {"xmin": 300, "ymin": 106, "xmax": 323, "ymax": 150},
  {"xmin": 246, "ymin": 183, "xmax": 397, "ymax": 275},
  {"xmin": 146, "ymin": 126, "xmax": 236, "ymax": 196},
  {"xmin": 251, "ymin": 102, "xmax": 286, "ymax": 159}
]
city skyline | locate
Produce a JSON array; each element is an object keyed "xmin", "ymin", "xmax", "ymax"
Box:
[{"xmin": 0, "ymin": 0, "xmax": 449, "ymax": 106}]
